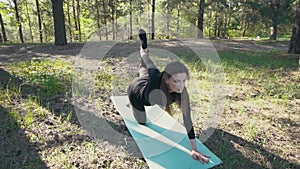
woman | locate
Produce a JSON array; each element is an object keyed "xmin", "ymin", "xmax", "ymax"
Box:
[{"xmin": 127, "ymin": 29, "xmax": 210, "ymax": 163}]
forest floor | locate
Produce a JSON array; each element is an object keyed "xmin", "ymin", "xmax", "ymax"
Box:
[{"xmin": 0, "ymin": 39, "xmax": 299, "ymax": 169}]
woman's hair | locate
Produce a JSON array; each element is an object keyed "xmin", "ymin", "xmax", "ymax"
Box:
[{"xmin": 160, "ymin": 61, "xmax": 189, "ymax": 113}]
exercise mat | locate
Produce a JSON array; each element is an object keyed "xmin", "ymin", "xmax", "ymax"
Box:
[{"xmin": 111, "ymin": 96, "xmax": 222, "ymax": 169}]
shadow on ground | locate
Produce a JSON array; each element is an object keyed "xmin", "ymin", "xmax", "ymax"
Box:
[
  {"xmin": 204, "ymin": 128, "xmax": 299, "ymax": 169},
  {"xmin": 0, "ymin": 104, "xmax": 48, "ymax": 169}
]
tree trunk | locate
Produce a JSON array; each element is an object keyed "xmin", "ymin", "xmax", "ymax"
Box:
[
  {"xmin": 0, "ymin": 14, "xmax": 7, "ymax": 42},
  {"xmin": 269, "ymin": 2, "xmax": 278, "ymax": 40},
  {"xmin": 13, "ymin": 0, "xmax": 24, "ymax": 43},
  {"xmin": 76, "ymin": 0, "xmax": 82, "ymax": 41},
  {"xmin": 214, "ymin": 8, "xmax": 218, "ymax": 37},
  {"xmin": 270, "ymin": 22, "xmax": 277, "ymax": 40},
  {"xmin": 241, "ymin": 16, "xmax": 249, "ymax": 37},
  {"xmin": 208, "ymin": 9, "xmax": 212, "ymax": 37},
  {"xmin": 35, "ymin": 0, "xmax": 43, "ymax": 43},
  {"xmin": 72, "ymin": 0, "xmax": 78, "ymax": 41},
  {"xmin": 25, "ymin": 0, "xmax": 34, "ymax": 42},
  {"xmin": 226, "ymin": 11, "xmax": 232, "ymax": 38},
  {"xmin": 102, "ymin": 0, "xmax": 108, "ymax": 40},
  {"xmin": 110, "ymin": 0, "xmax": 115, "ymax": 40},
  {"xmin": 129, "ymin": 0, "xmax": 133, "ymax": 40},
  {"xmin": 95, "ymin": 0, "xmax": 101, "ymax": 40},
  {"xmin": 43, "ymin": 22, "xmax": 47, "ymax": 41},
  {"xmin": 177, "ymin": 3, "xmax": 180, "ymax": 33},
  {"xmin": 151, "ymin": 0, "xmax": 155, "ymax": 39},
  {"xmin": 288, "ymin": 7, "xmax": 300, "ymax": 54},
  {"xmin": 197, "ymin": 0, "xmax": 205, "ymax": 38},
  {"xmin": 166, "ymin": 0, "xmax": 171, "ymax": 39},
  {"xmin": 66, "ymin": 1, "xmax": 72, "ymax": 42},
  {"xmin": 148, "ymin": 0, "xmax": 151, "ymax": 35},
  {"xmin": 51, "ymin": 0, "xmax": 67, "ymax": 45}
]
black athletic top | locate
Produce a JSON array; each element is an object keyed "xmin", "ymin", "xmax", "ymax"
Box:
[{"xmin": 128, "ymin": 66, "xmax": 196, "ymax": 139}]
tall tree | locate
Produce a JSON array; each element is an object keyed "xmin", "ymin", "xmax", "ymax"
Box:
[
  {"xmin": 12, "ymin": 0, "xmax": 24, "ymax": 43},
  {"xmin": 35, "ymin": 0, "xmax": 43, "ymax": 43},
  {"xmin": 71, "ymin": 0, "xmax": 81, "ymax": 41},
  {"xmin": 288, "ymin": 5, "xmax": 300, "ymax": 53},
  {"xmin": 197, "ymin": 0, "xmax": 205, "ymax": 38},
  {"xmin": 129, "ymin": 0, "xmax": 133, "ymax": 39},
  {"xmin": 177, "ymin": 3, "xmax": 180, "ymax": 33},
  {"xmin": 0, "ymin": 13, "xmax": 7, "ymax": 42},
  {"xmin": 269, "ymin": 0, "xmax": 280, "ymax": 40},
  {"xmin": 76, "ymin": 0, "xmax": 81, "ymax": 41},
  {"xmin": 109, "ymin": 0, "xmax": 115, "ymax": 40},
  {"xmin": 95, "ymin": 0, "xmax": 101, "ymax": 40},
  {"xmin": 66, "ymin": 1, "xmax": 72, "ymax": 42},
  {"xmin": 0, "ymin": 30, "xmax": 2, "ymax": 42},
  {"xmin": 102, "ymin": 0, "xmax": 108, "ymax": 40},
  {"xmin": 51, "ymin": 0, "xmax": 67, "ymax": 45},
  {"xmin": 151, "ymin": 0, "xmax": 155, "ymax": 39},
  {"xmin": 24, "ymin": 0, "xmax": 33, "ymax": 42}
]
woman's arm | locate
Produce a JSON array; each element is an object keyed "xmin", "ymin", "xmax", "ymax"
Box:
[{"xmin": 180, "ymin": 88, "xmax": 210, "ymax": 163}]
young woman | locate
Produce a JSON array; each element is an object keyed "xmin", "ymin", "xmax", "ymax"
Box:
[{"xmin": 127, "ymin": 29, "xmax": 210, "ymax": 163}]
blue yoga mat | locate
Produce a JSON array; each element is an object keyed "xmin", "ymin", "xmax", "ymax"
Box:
[{"xmin": 111, "ymin": 96, "xmax": 222, "ymax": 169}]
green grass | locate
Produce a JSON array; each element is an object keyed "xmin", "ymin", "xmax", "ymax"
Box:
[
  {"xmin": 0, "ymin": 47, "xmax": 299, "ymax": 168},
  {"xmin": 0, "ymin": 58, "xmax": 75, "ymax": 169},
  {"xmin": 9, "ymin": 58, "xmax": 73, "ymax": 96},
  {"xmin": 218, "ymin": 51, "xmax": 298, "ymax": 99}
]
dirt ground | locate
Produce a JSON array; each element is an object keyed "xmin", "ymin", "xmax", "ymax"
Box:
[
  {"xmin": 0, "ymin": 39, "xmax": 299, "ymax": 169},
  {"xmin": 0, "ymin": 39, "xmax": 293, "ymax": 66}
]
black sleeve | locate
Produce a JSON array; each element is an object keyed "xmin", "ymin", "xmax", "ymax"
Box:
[{"xmin": 187, "ymin": 126, "xmax": 196, "ymax": 139}]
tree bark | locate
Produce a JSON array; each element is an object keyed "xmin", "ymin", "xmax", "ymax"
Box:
[
  {"xmin": 13, "ymin": 0, "xmax": 24, "ymax": 43},
  {"xmin": 129, "ymin": 0, "xmax": 133, "ymax": 40},
  {"xmin": 25, "ymin": 0, "xmax": 33, "ymax": 42},
  {"xmin": 95, "ymin": 0, "xmax": 101, "ymax": 40},
  {"xmin": 109, "ymin": 0, "xmax": 115, "ymax": 40},
  {"xmin": 43, "ymin": 22, "xmax": 48, "ymax": 42},
  {"xmin": 35, "ymin": 0, "xmax": 43, "ymax": 43},
  {"xmin": 151, "ymin": 0, "xmax": 155, "ymax": 39},
  {"xmin": 102, "ymin": 0, "xmax": 108, "ymax": 40},
  {"xmin": 66, "ymin": 1, "xmax": 72, "ymax": 42},
  {"xmin": 177, "ymin": 3, "xmax": 180, "ymax": 33},
  {"xmin": 269, "ymin": 2, "xmax": 278, "ymax": 40},
  {"xmin": 0, "ymin": 14, "xmax": 7, "ymax": 42},
  {"xmin": 214, "ymin": 4, "xmax": 218, "ymax": 37},
  {"xmin": 166, "ymin": 0, "xmax": 171, "ymax": 39},
  {"xmin": 76, "ymin": 0, "xmax": 82, "ymax": 41},
  {"xmin": 197, "ymin": 0, "xmax": 205, "ymax": 38},
  {"xmin": 51, "ymin": 0, "xmax": 67, "ymax": 45},
  {"xmin": 288, "ymin": 7, "xmax": 300, "ymax": 54},
  {"xmin": 270, "ymin": 21, "xmax": 277, "ymax": 40}
]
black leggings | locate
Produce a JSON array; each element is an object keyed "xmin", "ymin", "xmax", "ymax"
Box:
[{"xmin": 127, "ymin": 51, "xmax": 161, "ymax": 113}]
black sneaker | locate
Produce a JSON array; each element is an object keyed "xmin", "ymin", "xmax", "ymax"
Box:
[{"xmin": 139, "ymin": 29, "xmax": 147, "ymax": 49}]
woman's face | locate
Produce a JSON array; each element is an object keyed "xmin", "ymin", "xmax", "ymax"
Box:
[{"xmin": 165, "ymin": 73, "xmax": 187, "ymax": 93}]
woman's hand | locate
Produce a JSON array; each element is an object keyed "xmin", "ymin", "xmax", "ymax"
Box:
[{"xmin": 191, "ymin": 149, "xmax": 210, "ymax": 164}]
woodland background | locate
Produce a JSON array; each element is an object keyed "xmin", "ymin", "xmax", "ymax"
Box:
[
  {"xmin": 0, "ymin": 1, "xmax": 299, "ymax": 169},
  {"xmin": 0, "ymin": 0, "xmax": 300, "ymax": 50}
]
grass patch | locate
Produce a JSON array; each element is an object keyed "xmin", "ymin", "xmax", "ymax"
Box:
[
  {"xmin": 219, "ymin": 51, "xmax": 299, "ymax": 99},
  {"xmin": 9, "ymin": 58, "xmax": 73, "ymax": 96},
  {"xmin": 0, "ymin": 43, "xmax": 299, "ymax": 169}
]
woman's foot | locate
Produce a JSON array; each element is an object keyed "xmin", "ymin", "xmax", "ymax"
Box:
[{"xmin": 139, "ymin": 29, "xmax": 147, "ymax": 49}]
